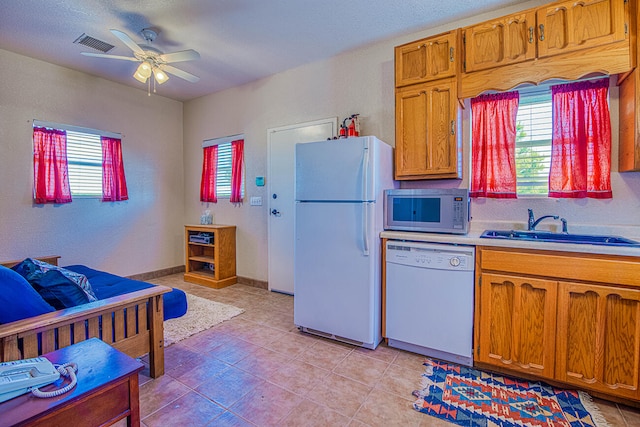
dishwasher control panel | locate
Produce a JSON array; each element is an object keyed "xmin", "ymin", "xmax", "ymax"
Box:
[{"xmin": 386, "ymin": 241, "xmax": 475, "ymax": 271}]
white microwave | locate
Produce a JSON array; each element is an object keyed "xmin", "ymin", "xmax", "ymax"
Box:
[{"xmin": 383, "ymin": 189, "xmax": 470, "ymax": 234}]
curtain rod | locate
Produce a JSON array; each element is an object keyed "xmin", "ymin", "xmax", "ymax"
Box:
[
  {"xmin": 202, "ymin": 133, "xmax": 244, "ymax": 148},
  {"xmin": 32, "ymin": 119, "xmax": 122, "ymax": 139}
]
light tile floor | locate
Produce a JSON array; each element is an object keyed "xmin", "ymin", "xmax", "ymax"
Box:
[{"xmin": 129, "ymin": 273, "xmax": 640, "ymax": 426}]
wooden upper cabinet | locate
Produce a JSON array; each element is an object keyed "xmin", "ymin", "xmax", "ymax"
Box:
[
  {"xmin": 537, "ymin": 0, "xmax": 627, "ymax": 58},
  {"xmin": 395, "ymin": 78, "xmax": 460, "ymax": 179},
  {"xmin": 463, "ymin": 10, "xmax": 537, "ymax": 72},
  {"xmin": 395, "ymin": 30, "xmax": 459, "ymax": 87},
  {"xmin": 555, "ymin": 282, "xmax": 640, "ymax": 400}
]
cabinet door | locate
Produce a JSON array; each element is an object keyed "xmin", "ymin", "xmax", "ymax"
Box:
[
  {"xmin": 476, "ymin": 273, "xmax": 557, "ymax": 379},
  {"xmin": 395, "ymin": 79, "xmax": 459, "ymax": 180},
  {"xmin": 556, "ymin": 282, "xmax": 640, "ymax": 400},
  {"xmin": 395, "ymin": 31, "xmax": 458, "ymax": 87},
  {"xmin": 463, "ymin": 10, "xmax": 536, "ymax": 73},
  {"xmin": 537, "ymin": 0, "xmax": 627, "ymax": 58}
]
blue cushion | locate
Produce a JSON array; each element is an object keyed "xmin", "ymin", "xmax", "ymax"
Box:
[
  {"xmin": 0, "ymin": 265, "xmax": 55, "ymax": 324},
  {"xmin": 64, "ymin": 265, "xmax": 188, "ymax": 320},
  {"xmin": 12, "ymin": 259, "xmax": 97, "ymax": 310}
]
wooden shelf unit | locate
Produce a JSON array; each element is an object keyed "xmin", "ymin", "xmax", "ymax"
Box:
[{"xmin": 184, "ymin": 224, "xmax": 237, "ymax": 289}]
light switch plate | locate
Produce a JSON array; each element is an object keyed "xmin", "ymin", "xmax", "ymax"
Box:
[{"xmin": 250, "ymin": 196, "xmax": 262, "ymax": 206}]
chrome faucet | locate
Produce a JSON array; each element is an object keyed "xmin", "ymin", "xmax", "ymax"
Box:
[{"xmin": 527, "ymin": 209, "xmax": 559, "ymax": 231}]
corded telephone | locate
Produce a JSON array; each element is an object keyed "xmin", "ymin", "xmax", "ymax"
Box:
[{"xmin": 0, "ymin": 357, "xmax": 78, "ymax": 403}]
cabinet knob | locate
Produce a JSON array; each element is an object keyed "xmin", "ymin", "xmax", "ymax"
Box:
[
  {"xmin": 529, "ymin": 27, "xmax": 534, "ymax": 43},
  {"xmin": 539, "ymin": 24, "xmax": 545, "ymax": 41}
]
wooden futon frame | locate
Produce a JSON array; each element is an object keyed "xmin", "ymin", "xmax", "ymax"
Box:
[{"xmin": 0, "ymin": 256, "xmax": 169, "ymax": 378}]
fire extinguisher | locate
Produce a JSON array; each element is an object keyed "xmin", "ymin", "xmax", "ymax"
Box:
[
  {"xmin": 338, "ymin": 125, "xmax": 347, "ymax": 138},
  {"xmin": 347, "ymin": 118, "xmax": 357, "ymax": 137},
  {"xmin": 350, "ymin": 114, "xmax": 360, "ymax": 137}
]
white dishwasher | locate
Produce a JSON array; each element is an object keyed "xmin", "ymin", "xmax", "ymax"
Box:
[{"xmin": 385, "ymin": 240, "xmax": 475, "ymax": 366}]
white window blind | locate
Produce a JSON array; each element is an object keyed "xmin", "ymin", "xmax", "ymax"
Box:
[
  {"xmin": 66, "ymin": 131, "xmax": 103, "ymax": 197},
  {"xmin": 515, "ymin": 91, "xmax": 552, "ymax": 195},
  {"xmin": 216, "ymin": 142, "xmax": 233, "ymax": 198}
]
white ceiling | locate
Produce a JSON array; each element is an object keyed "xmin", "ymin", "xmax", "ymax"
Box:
[{"xmin": 0, "ymin": 0, "xmax": 529, "ymax": 102}]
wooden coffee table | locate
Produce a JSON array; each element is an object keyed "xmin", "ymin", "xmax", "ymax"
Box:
[{"xmin": 0, "ymin": 338, "xmax": 144, "ymax": 427}]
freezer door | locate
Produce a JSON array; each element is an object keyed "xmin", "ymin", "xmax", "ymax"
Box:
[
  {"xmin": 295, "ymin": 137, "xmax": 377, "ymax": 202},
  {"xmin": 294, "ymin": 201, "xmax": 380, "ymax": 346}
]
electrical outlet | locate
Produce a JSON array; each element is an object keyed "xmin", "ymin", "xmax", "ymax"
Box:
[{"xmin": 250, "ymin": 196, "xmax": 262, "ymax": 206}]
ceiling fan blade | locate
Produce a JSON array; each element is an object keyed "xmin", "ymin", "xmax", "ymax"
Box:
[
  {"xmin": 110, "ymin": 29, "xmax": 145, "ymax": 55},
  {"xmin": 163, "ymin": 65, "xmax": 200, "ymax": 83},
  {"xmin": 81, "ymin": 52, "xmax": 140, "ymax": 61},
  {"xmin": 159, "ymin": 49, "xmax": 200, "ymax": 63}
]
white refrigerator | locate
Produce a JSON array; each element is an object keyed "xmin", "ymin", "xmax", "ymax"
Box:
[{"xmin": 293, "ymin": 136, "xmax": 396, "ymax": 349}]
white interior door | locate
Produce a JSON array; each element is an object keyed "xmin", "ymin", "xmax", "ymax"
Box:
[{"xmin": 267, "ymin": 118, "xmax": 337, "ymax": 294}]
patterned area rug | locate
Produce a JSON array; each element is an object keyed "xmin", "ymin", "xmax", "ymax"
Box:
[
  {"xmin": 413, "ymin": 358, "xmax": 610, "ymax": 427},
  {"xmin": 163, "ymin": 293, "xmax": 244, "ymax": 346}
]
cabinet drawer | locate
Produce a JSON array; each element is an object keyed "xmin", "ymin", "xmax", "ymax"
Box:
[{"xmin": 478, "ymin": 247, "xmax": 640, "ymax": 287}]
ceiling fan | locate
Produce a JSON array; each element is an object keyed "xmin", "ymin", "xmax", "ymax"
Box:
[{"xmin": 81, "ymin": 28, "xmax": 200, "ymax": 90}]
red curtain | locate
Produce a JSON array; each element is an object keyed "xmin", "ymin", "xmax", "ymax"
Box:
[
  {"xmin": 33, "ymin": 127, "xmax": 72, "ymax": 204},
  {"xmin": 470, "ymin": 92, "xmax": 519, "ymax": 198},
  {"xmin": 230, "ymin": 139, "xmax": 244, "ymax": 203},
  {"xmin": 101, "ymin": 137, "xmax": 129, "ymax": 201},
  {"xmin": 549, "ymin": 78, "xmax": 612, "ymax": 198},
  {"xmin": 200, "ymin": 145, "xmax": 218, "ymax": 202}
]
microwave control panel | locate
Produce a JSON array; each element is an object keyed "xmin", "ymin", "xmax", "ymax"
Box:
[{"xmin": 452, "ymin": 196, "xmax": 467, "ymax": 229}]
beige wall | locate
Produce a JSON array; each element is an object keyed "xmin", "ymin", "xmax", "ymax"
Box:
[
  {"xmin": 0, "ymin": 49, "xmax": 185, "ymax": 276},
  {"xmin": 184, "ymin": 0, "xmax": 640, "ymax": 284}
]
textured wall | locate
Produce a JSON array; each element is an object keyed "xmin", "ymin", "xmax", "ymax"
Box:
[{"xmin": 0, "ymin": 49, "xmax": 185, "ymax": 276}]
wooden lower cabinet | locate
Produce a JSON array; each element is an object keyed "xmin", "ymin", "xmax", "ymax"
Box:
[
  {"xmin": 477, "ymin": 273, "xmax": 557, "ymax": 379},
  {"xmin": 476, "ymin": 246, "xmax": 640, "ymax": 403},
  {"xmin": 556, "ymin": 282, "xmax": 640, "ymax": 400}
]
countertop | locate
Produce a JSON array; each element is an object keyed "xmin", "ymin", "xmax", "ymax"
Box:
[{"xmin": 380, "ymin": 220, "xmax": 640, "ymax": 257}]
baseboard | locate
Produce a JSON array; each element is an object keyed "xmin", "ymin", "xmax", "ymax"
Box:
[
  {"xmin": 236, "ymin": 276, "xmax": 268, "ymax": 290},
  {"xmin": 128, "ymin": 265, "xmax": 185, "ymax": 281},
  {"xmin": 128, "ymin": 266, "xmax": 268, "ymax": 291}
]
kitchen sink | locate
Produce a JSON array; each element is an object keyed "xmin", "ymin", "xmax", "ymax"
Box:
[{"xmin": 480, "ymin": 229, "xmax": 640, "ymax": 247}]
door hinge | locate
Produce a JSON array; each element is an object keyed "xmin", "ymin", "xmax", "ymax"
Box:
[
  {"xmin": 450, "ymin": 120, "xmax": 455, "ymax": 135},
  {"xmin": 625, "ymin": 23, "xmax": 628, "ymax": 35}
]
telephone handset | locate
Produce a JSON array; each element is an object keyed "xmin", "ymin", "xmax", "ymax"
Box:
[{"xmin": 0, "ymin": 357, "xmax": 78, "ymax": 403}]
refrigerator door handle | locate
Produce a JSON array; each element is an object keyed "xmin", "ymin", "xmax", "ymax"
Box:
[
  {"xmin": 361, "ymin": 140, "xmax": 370, "ymax": 201},
  {"xmin": 362, "ymin": 203, "xmax": 369, "ymax": 256}
]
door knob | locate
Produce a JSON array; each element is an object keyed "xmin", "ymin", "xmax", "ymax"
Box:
[{"xmin": 271, "ymin": 209, "xmax": 281, "ymax": 217}]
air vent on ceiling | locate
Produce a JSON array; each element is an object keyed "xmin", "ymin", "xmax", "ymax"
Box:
[{"xmin": 73, "ymin": 33, "xmax": 115, "ymax": 53}]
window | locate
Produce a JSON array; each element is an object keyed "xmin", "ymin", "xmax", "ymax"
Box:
[
  {"xmin": 32, "ymin": 120, "xmax": 127, "ymax": 202},
  {"xmin": 515, "ymin": 91, "xmax": 552, "ymax": 196},
  {"xmin": 66, "ymin": 131, "xmax": 103, "ymax": 197},
  {"xmin": 201, "ymin": 136, "xmax": 245, "ymax": 201}
]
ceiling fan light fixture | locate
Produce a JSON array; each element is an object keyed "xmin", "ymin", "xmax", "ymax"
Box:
[
  {"xmin": 153, "ymin": 68, "xmax": 169, "ymax": 84},
  {"xmin": 133, "ymin": 61, "xmax": 153, "ymax": 83}
]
